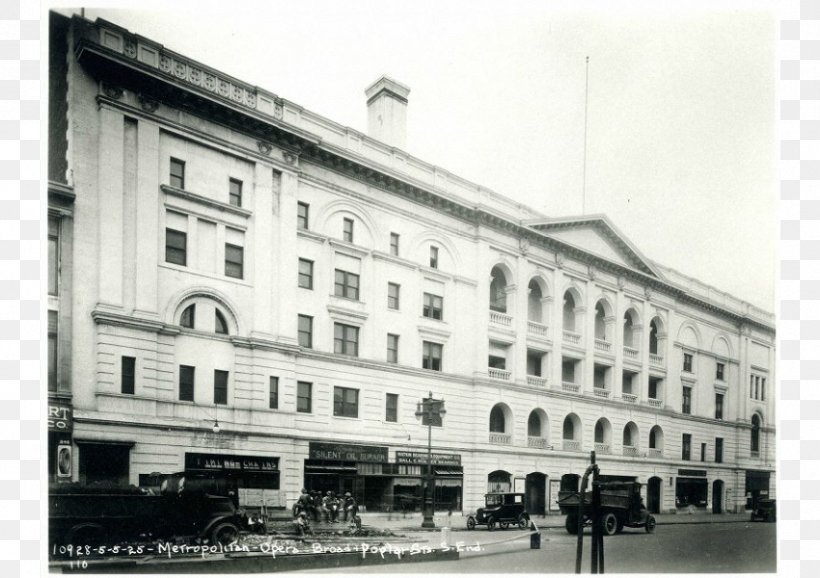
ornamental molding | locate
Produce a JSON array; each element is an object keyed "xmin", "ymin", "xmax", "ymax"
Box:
[
  {"xmin": 138, "ymin": 93, "xmax": 159, "ymax": 112},
  {"xmin": 257, "ymin": 141, "xmax": 273, "ymax": 156}
]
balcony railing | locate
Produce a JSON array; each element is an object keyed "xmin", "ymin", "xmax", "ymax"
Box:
[
  {"xmin": 488, "ymin": 368, "xmax": 511, "ymax": 381},
  {"xmin": 647, "ymin": 398, "xmax": 663, "ymax": 409},
  {"xmin": 490, "ymin": 311, "xmax": 513, "ymax": 327},
  {"xmin": 594, "ymin": 339, "xmax": 612, "ymax": 353},
  {"xmin": 563, "ymin": 330, "xmax": 581, "ymax": 345},
  {"xmin": 489, "ymin": 433, "xmax": 512, "ymax": 445},
  {"xmin": 528, "ymin": 436, "xmax": 550, "ymax": 449},
  {"xmin": 649, "ymin": 353, "xmax": 664, "ymax": 367},
  {"xmin": 623, "ymin": 445, "xmax": 640, "ymax": 457},
  {"xmin": 527, "ymin": 321, "xmax": 548, "ymax": 338},
  {"xmin": 527, "ymin": 375, "xmax": 547, "ymax": 387},
  {"xmin": 647, "ymin": 448, "xmax": 663, "ymax": 459},
  {"xmin": 622, "ymin": 393, "xmax": 638, "ymax": 403},
  {"xmin": 623, "ymin": 346, "xmax": 639, "ymax": 361},
  {"xmin": 594, "ymin": 442, "xmax": 611, "ymax": 454},
  {"xmin": 562, "ymin": 382, "xmax": 580, "ymax": 393},
  {"xmin": 562, "ymin": 440, "xmax": 581, "ymax": 452},
  {"xmin": 593, "ymin": 388, "xmax": 610, "ymax": 399}
]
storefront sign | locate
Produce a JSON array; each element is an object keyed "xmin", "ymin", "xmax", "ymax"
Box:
[
  {"xmin": 677, "ymin": 469, "xmax": 707, "ymax": 477},
  {"xmin": 309, "ymin": 442, "xmax": 387, "ymax": 463},
  {"xmin": 48, "ymin": 401, "xmax": 72, "ymax": 432},
  {"xmin": 395, "ymin": 451, "xmax": 461, "ymax": 466},
  {"xmin": 549, "ymin": 479, "xmax": 561, "ymax": 511},
  {"xmin": 185, "ymin": 453, "xmax": 279, "ymax": 472}
]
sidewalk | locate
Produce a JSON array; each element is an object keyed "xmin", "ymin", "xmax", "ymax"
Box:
[{"xmin": 358, "ymin": 511, "xmax": 752, "ymax": 535}]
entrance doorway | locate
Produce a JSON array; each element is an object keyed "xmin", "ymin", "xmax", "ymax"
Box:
[
  {"xmin": 647, "ymin": 476, "xmax": 662, "ymax": 514},
  {"xmin": 712, "ymin": 480, "xmax": 724, "ymax": 514},
  {"xmin": 78, "ymin": 442, "xmax": 131, "ymax": 486},
  {"xmin": 525, "ymin": 472, "xmax": 547, "ymax": 515}
]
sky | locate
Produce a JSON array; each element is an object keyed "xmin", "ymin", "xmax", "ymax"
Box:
[{"xmin": 53, "ymin": 0, "xmax": 777, "ymax": 312}]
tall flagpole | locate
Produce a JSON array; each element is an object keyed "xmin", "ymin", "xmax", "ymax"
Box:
[{"xmin": 582, "ymin": 56, "xmax": 589, "ymax": 215}]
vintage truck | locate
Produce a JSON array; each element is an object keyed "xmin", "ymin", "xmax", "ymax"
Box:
[
  {"xmin": 557, "ymin": 478, "xmax": 656, "ymax": 536},
  {"xmin": 49, "ymin": 479, "xmax": 242, "ymax": 551}
]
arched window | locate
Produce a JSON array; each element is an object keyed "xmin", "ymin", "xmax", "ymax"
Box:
[
  {"xmin": 563, "ymin": 416, "xmax": 575, "ymax": 440},
  {"xmin": 563, "ymin": 292, "xmax": 576, "ymax": 332},
  {"xmin": 180, "ymin": 304, "xmax": 195, "ymax": 329},
  {"xmin": 649, "ymin": 319, "xmax": 659, "ymax": 354},
  {"xmin": 594, "ymin": 421, "xmax": 604, "ymax": 443},
  {"xmin": 528, "ymin": 411, "xmax": 542, "ymax": 437},
  {"xmin": 528, "ymin": 280, "xmax": 543, "ymax": 323},
  {"xmin": 595, "ymin": 302, "xmax": 607, "ymax": 340},
  {"xmin": 623, "ymin": 422, "xmax": 639, "ymax": 448},
  {"xmin": 215, "ymin": 309, "xmax": 229, "ymax": 335},
  {"xmin": 751, "ymin": 414, "xmax": 761, "ymax": 453},
  {"xmin": 489, "ymin": 267, "xmax": 508, "ymax": 312},
  {"xmin": 623, "ymin": 312, "xmax": 634, "ymax": 347},
  {"xmin": 649, "ymin": 425, "xmax": 664, "ymax": 450},
  {"xmin": 623, "ymin": 426, "xmax": 633, "ymax": 447},
  {"xmin": 490, "ymin": 405, "xmax": 506, "ymax": 433}
]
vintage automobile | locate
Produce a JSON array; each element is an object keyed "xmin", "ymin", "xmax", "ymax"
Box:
[
  {"xmin": 558, "ymin": 479, "xmax": 656, "ymax": 536},
  {"xmin": 49, "ymin": 479, "xmax": 242, "ymax": 551},
  {"xmin": 750, "ymin": 499, "xmax": 776, "ymax": 523},
  {"xmin": 466, "ymin": 492, "xmax": 530, "ymax": 531}
]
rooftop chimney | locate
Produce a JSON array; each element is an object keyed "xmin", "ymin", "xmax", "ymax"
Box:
[{"xmin": 365, "ymin": 76, "xmax": 410, "ymax": 149}]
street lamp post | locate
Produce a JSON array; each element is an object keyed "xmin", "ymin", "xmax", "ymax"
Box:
[{"xmin": 415, "ymin": 391, "xmax": 445, "ymax": 529}]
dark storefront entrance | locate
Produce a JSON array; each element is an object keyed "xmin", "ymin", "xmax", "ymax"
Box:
[
  {"xmin": 77, "ymin": 441, "xmax": 132, "ymax": 486},
  {"xmin": 676, "ymin": 469, "xmax": 708, "ymax": 509},
  {"xmin": 647, "ymin": 476, "xmax": 662, "ymax": 514},
  {"xmin": 745, "ymin": 470, "xmax": 771, "ymax": 510},
  {"xmin": 525, "ymin": 472, "xmax": 547, "ymax": 515},
  {"xmin": 182, "ymin": 452, "xmax": 281, "ymax": 509}
]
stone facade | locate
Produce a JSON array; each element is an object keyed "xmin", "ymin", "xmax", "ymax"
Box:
[{"xmin": 47, "ymin": 13, "xmax": 775, "ymax": 516}]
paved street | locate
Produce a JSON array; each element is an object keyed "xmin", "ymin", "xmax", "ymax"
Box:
[{"xmin": 296, "ymin": 521, "xmax": 776, "ymax": 574}]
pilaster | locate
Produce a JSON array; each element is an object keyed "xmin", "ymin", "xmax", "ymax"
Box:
[
  {"xmin": 134, "ymin": 120, "xmax": 160, "ymax": 317},
  {"xmin": 97, "ymin": 107, "xmax": 125, "ymax": 309}
]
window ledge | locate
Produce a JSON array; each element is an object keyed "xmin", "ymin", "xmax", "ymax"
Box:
[{"xmin": 161, "ymin": 184, "xmax": 252, "ymax": 218}]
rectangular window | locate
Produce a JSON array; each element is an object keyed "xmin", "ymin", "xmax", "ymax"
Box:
[
  {"xmin": 682, "ymin": 386, "xmax": 692, "ymax": 414},
  {"xmin": 715, "ymin": 393, "xmax": 724, "ymax": 420},
  {"xmin": 750, "ymin": 374, "xmax": 754, "ymax": 398},
  {"xmin": 387, "ymin": 283, "xmax": 400, "ymax": 310},
  {"xmin": 387, "ymin": 334, "xmax": 399, "ymax": 363},
  {"xmin": 298, "ymin": 259, "xmax": 314, "ymax": 289},
  {"xmin": 682, "ymin": 433, "xmax": 691, "ymax": 461},
  {"xmin": 165, "ymin": 228, "xmax": 187, "ymax": 266},
  {"xmin": 48, "ymin": 310, "xmax": 58, "ymax": 392},
  {"xmin": 429, "ymin": 246, "xmax": 439, "ymax": 268},
  {"xmin": 297, "ymin": 202, "xmax": 310, "ymax": 230},
  {"xmin": 343, "ymin": 218, "xmax": 354, "ymax": 243},
  {"xmin": 423, "ymin": 293, "xmax": 443, "ymax": 320},
  {"xmin": 229, "ymin": 178, "xmax": 243, "ymax": 207},
  {"xmin": 683, "ymin": 353, "xmax": 693, "ymax": 373},
  {"xmin": 390, "ymin": 233, "xmax": 400, "ymax": 256},
  {"xmin": 422, "ymin": 341, "xmax": 442, "ymax": 371},
  {"xmin": 334, "ymin": 269, "xmax": 360, "ymax": 300},
  {"xmin": 715, "ymin": 438, "xmax": 724, "ymax": 463},
  {"xmin": 333, "ymin": 386, "xmax": 359, "ymax": 418},
  {"xmin": 48, "ymin": 216, "xmax": 59, "ymax": 296},
  {"xmin": 179, "ymin": 365, "xmax": 195, "ymax": 402},
  {"xmin": 334, "ymin": 323, "xmax": 359, "ymax": 357},
  {"xmin": 225, "ymin": 243, "xmax": 244, "ymax": 279},
  {"xmin": 121, "ymin": 356, "xmax": 135, "ymax": 395},
  {"xmin": 386, "ymin": 393, "xmax": 398, "ymax": 423},
  {"xmin": 170, "ymin": 157, "xmax": 185, "ymax": 188},
  {"xmin": 298, "ymin": 315, "xmax": 313, "ymax": 348},
  {"xmin": 269, "ymin": 376, "xmax": 279, "ymax": 409},
  {"xmin": 214, "ymin": 369, "xmax": 228, "ymax": 405},
  {"xmin": 716, "ymin": 362, "xmax": 725, "ymax": 381},
  {"xmin": 700, "ymin": 443, "xmax": 707, "ymax": 462},
  {"xmin": 760, "ymin": 377, "xmax": 766, "ymax": 401},
  {"xmin": 297, "ymin": 381, "xmax": 312, "ymax": 413}
]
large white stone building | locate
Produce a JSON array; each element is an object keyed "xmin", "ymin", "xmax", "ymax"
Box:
[{"xmin": 47, "ymin": 12, "xmax": 775, "ymax": 516}]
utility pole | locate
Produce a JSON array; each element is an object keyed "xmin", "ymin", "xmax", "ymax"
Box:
[{"xmin": 415, "ymin": 392, "xmax": 446, "ymax": 529}]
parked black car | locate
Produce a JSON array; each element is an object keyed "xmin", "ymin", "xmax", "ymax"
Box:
[
  {"xmin": 466, "ymin": 492, "xmax": 530, "ymax": 531},
  {"xmin": 49, "ymin": 479, "xmax": 242, "ymax": 551},
  {"xmin": 750, "ymin": 499, "xmax": 776, "ymax": 523}
]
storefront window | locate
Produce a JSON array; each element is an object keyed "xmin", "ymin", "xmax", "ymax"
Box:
[{"xmin": 675, "ymin": 477, "xmax": 707, "ymax": 508}]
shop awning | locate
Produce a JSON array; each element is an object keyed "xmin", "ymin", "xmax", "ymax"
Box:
[{"xmin": 434, "ymin": 467, "xmax": 463, "ymax": 476}]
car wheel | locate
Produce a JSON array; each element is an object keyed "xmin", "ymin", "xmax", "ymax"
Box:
[
  {"xmin": 601, "ymin": 513, "xmax": 618, "ymax": 536},
  {"xmin": 518, "ymin": 514, "xmax": 529, "ymax": 529},
  {"xmin": 487, "ymin": 516, "xmax": 496, "ymax": 531},
  {"xmin": 565, "ymin": 515, "xmax": 579, "ymax": 535},
  {"xmin": 466, "ymin": 517, "xmax": 476, "ymax": 530},
  {"xmin": 645, "ymin": 515, "xmax": 656, "ymax": 534},
  {"xmin": 211, "ymin": 522, "xmax": 239, "ymax": 546}
]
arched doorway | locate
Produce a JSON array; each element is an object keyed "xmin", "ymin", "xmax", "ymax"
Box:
[
  {"xmin": 525, "ymin": 472, "xmax": 547, "ymax": 515},
  {"xmin": 488, "ymin": 470, "xmax": 512, "ymax": 493},
  {"xmin": 647, "ymin": 476, "xmax": 662, "ymax": 514},
  {"xmin": 713, "ymin": 480, "xmax": 724, "ymax": 514}
]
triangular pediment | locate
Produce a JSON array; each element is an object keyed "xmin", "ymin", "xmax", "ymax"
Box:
[{"xmin": 524, "ymin": 215, "xmax": 662, "ymax": 278}]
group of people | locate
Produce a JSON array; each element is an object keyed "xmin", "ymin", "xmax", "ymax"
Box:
[{"xmin": 293, "ymin": 489, "xmax": 359, "ymax": 524}]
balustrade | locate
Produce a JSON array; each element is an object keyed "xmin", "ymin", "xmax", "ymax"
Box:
[
  {"xmin": 489, "ymin": 433, "xmax": 512, "ymax": 445},
  {"xmin": 489, "ymin": 311, "xmax": 513, "ymax": 327},
  {"xmin": 488, "ymin": 368, "xmax": 511, "ymax": 381}
]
